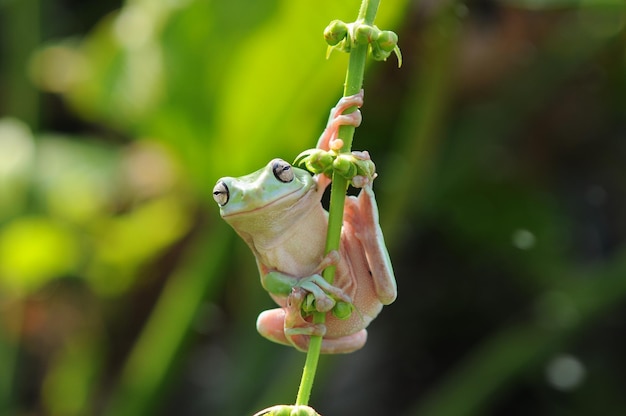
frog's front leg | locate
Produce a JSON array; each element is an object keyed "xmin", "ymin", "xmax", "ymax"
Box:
[
  {"xmin": 260, "ymin": 251, "xmax": 350, "ymax": 311},
  {"xmin": 256, "ymin": 253, "xmax": 353, "ymax": 351},
  {"xmin": 317, "ymin": 91, "xmax": 364, "ymax": 151}
]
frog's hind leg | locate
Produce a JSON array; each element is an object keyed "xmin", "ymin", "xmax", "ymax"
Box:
[
  {"xmin": 256, "ymin": 308, "xmax": 293, "ymax": 347},
  {"xmin": 288, "ymin": 330, "xmax": 368, "ymax": 354},
  {"xmin": 257, "ymin": 309, "xmax": 368, "ymax": 353},
  {"xmin": 344, "ymin": 185, "xmax": 397, "ymax": 305},
  {"xmin": 256, "ymin": 307, "xmax": 324, "ymax": 349},
  {"xmin": 256, "ymin": 289, "xmax": 328, "ymax": 351}
]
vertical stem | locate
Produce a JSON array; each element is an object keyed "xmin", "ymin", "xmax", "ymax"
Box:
[{"xmin": 295, "ymin": 0, "xmax": 380, "ymax": 407}]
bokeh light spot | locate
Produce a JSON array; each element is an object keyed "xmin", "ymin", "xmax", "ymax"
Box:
[{"xmin": 545, "ymin": 354, "xmax": 586, "ymax": 392}]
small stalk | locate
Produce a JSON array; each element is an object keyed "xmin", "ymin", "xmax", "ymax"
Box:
[{"xmin": 295, "ymin": 0, "xmax": 380, "ymax": 407}]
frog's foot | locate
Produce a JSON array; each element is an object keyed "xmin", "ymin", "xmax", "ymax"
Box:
[
  {"xmin": 288, "ymin": 250, "xmax": 349, "ymax": 313},
  {"xmin": 257, "ymin": 305, "xmax": 368, "ymax": 354},
  {"xmin": 294, "ymin": 276, "xmax": 348, "ymax": 312},
  {"xmin": 330, "ymin": 90, "xmax": 364, "ymax": 121},
  {"xmin": 289, "ymin": 329, "xmax": 369, "ymax": 354},
  {"xmin": 286, "ymin": 288, "xmax": 326, "ymax": 335},
  {"xmin": 285, "ymin": 288, "xmax": 327, "ymax": 351},
  {"xmin": 256, "ymin": 303, "xmax": 325, "ymax": 348},
  {"xmin": 295, "ymin": 273, "xmax": 352, "ymax": 313},
  {"xmin": 347, "ymin": 150, "xmax": 377, "ymax": 189},
  {"xmin": 324, "ymin": 112, "xmax": 362, "ymax": 152},
  {"xmin": 257, "ymin": 309, "xmax": 289, "ymax": 346},
  {"xmin": 314, "ymin": 250, "xmax": 340, "ymax": 274},
  {"xmin": 317, "ymin": 91, "xmax": 364, "ymax": 151},
  {"xmin": 351, "ymin": 150, "xmax": 371, "ymax": 161}
]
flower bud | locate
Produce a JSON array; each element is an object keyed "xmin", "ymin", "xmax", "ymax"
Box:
[
  {"xmin": 324, "ymin": 20, "xmax": 348, "ymax": 46},
  {"xmin": 305, "ymin": 151, "xmax": 333, "ymax": 175},
  {"xmin": 333, "ymin": 155, "xmax": 357, "ymax": 179},
  {"xmin": 294, "ymin": 149, "xmax": 334, "ymax": 175},
  {"xmin": 332, "ymin": 301, "xmax": 353, "ymax": 319},
  {"xmin": 301, "ymin": 293, "xmax": 317, "ymax": 314},
  {"xmin": 377, "ymin": 30, "xmax": 398, "ymax": 52},
  {"xmin": 253, "ymin": 405, "xmax": 321, "ymax": 416},
  {"xmin": 354, "ymin": 24, "xmax": 376, "ymax": 45},
  {"xmin": 370, "ymin": 41, "xmax": 391, "ymax": 61}
]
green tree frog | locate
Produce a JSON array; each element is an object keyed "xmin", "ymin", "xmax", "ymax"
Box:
[{"xmin": 212, "ymin": 93, "xmax": 396, "ymax": 354}]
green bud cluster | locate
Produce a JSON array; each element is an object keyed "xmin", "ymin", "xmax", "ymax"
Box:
[
  {"xmin": 332, "ymin": 301, "xmax": 354, "ymax": 320},
  {"xmin": 294, "ymin": 148, "xmax": 376, "ymax": 188},
  {"xmin": 300, "ymin": 294, "xmax": 353, "ymax": 320},
  {"xmin": 294, "ymin": 148, "xmax": 334, "ymax": 177},
  {"xmin": 301, "ymin": 293, "xmax": 317, "ymax": 315},
  {"xmin": 323, "ymin": 19, "xmax": 402, "ymax": 67}
]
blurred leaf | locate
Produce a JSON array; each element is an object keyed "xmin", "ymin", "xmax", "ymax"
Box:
[
  {"xmin": 35, "ymin": 135, "xmax": 119, "ymax": 224},
  {"xmin": 0, "ymin": 217, "xmax": 79, "ymax": 294},
  {"xmin": 103, "ymin": 225, "xmax": 233, "ymax": 416},
  {"xmin": 32, "ymin": 0, "xmax": 408, "ymax": 191},
  {"xmin": 89, "ymin": 195, "xmax": 193, "ymax": 295},
  {"xmin": 42, "ymin": 336, "xmax": 102, "ymax": 416},
  {"xmin": 0, "ymin": 118, "xmax": 35, "ymax": 220}
]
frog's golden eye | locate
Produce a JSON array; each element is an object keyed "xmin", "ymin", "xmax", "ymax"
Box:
[
  {"xmin": 272, "ymin": 159, "xmax": 294, "ymax": 183},
  {"xmin": 213, "ymin": 181, "xmax": 229, "ymax": 206}
]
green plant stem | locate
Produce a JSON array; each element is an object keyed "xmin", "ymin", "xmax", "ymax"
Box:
[{"xmin": 295, "ymin": 0, "xmax": 380, "ymax": 407}]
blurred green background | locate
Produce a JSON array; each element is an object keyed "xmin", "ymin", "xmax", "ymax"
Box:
[{"xmin": 1, "ymin": 0, "xmax": 626, "ymax": 415}]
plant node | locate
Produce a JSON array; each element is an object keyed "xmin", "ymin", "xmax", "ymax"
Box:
[{"xmin": 324, "ymin": 19, "xmax": 401, "ymax": 67}]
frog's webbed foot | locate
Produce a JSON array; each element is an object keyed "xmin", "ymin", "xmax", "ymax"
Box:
[
  {"xmin": 285, "ymin": 288, "xmax": 326, "ymax": 335},
  {"xmin": 314, "ymin": 249, "xmax": 340, "ymax": 273},
  {"xmin": 347, "ymin": 150, "xmax": 377, "ymax": 189},
  {"xmin": 317, "ymin": 91, "xmax": 364, "ymax": 151},
  {"xmin": 294, "ymin": 250, "xmax": 351, "ymax": 313},
  {"xmin": 329, "ymin": 91, "xmax": 364, "ymax": 122},
  {"xmin": 282, "ymin": 250, "xmax": 353, "ymax": 349}
]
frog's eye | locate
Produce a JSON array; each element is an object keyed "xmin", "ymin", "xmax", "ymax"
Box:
[
  {"xmin": 213, "ymin": 181, "xmax": 229, "ymax": 206},
  {"xmin": 272, "ymin": 160, "xmax": 294, "ymax": 183}
]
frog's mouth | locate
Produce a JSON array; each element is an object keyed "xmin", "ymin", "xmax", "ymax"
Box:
[{"xmin": 222, "ymin": 185, "xmax": 314, "ymax": 218}]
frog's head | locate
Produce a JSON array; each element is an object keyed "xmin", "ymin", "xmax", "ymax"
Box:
[{"xmin": 213, "ymin": 158, "xmax": 316, "ymax": 219}]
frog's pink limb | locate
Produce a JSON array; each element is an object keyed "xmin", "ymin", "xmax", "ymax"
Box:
[
  {"xmin": 289, "ymin": 329, "xmax": 368, "ymax": 354},
  {"xmin": 256, "ymin": 308, "xmax": 368, "ymax": 353},
  {"xmin": 316, "ymin": 91, "xmax": 364, "ymax": 151},
  {"xmin": 257, "ymin": 286, "xmax": 332, "ymax": 352},
  {"xmin": 285, "ymin": 288, "xmax": 327, "ymax": 337},
  {"xmin": 343, "ymin": 184, "xmax": 397, "ymax": 305},
  {"xmin": 256, "ymin": 309, "xmax": 291, "ymax": 346},
  {"xmin": 314, "ymin": 249, "xmax": 340, "ymax": 273}
]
